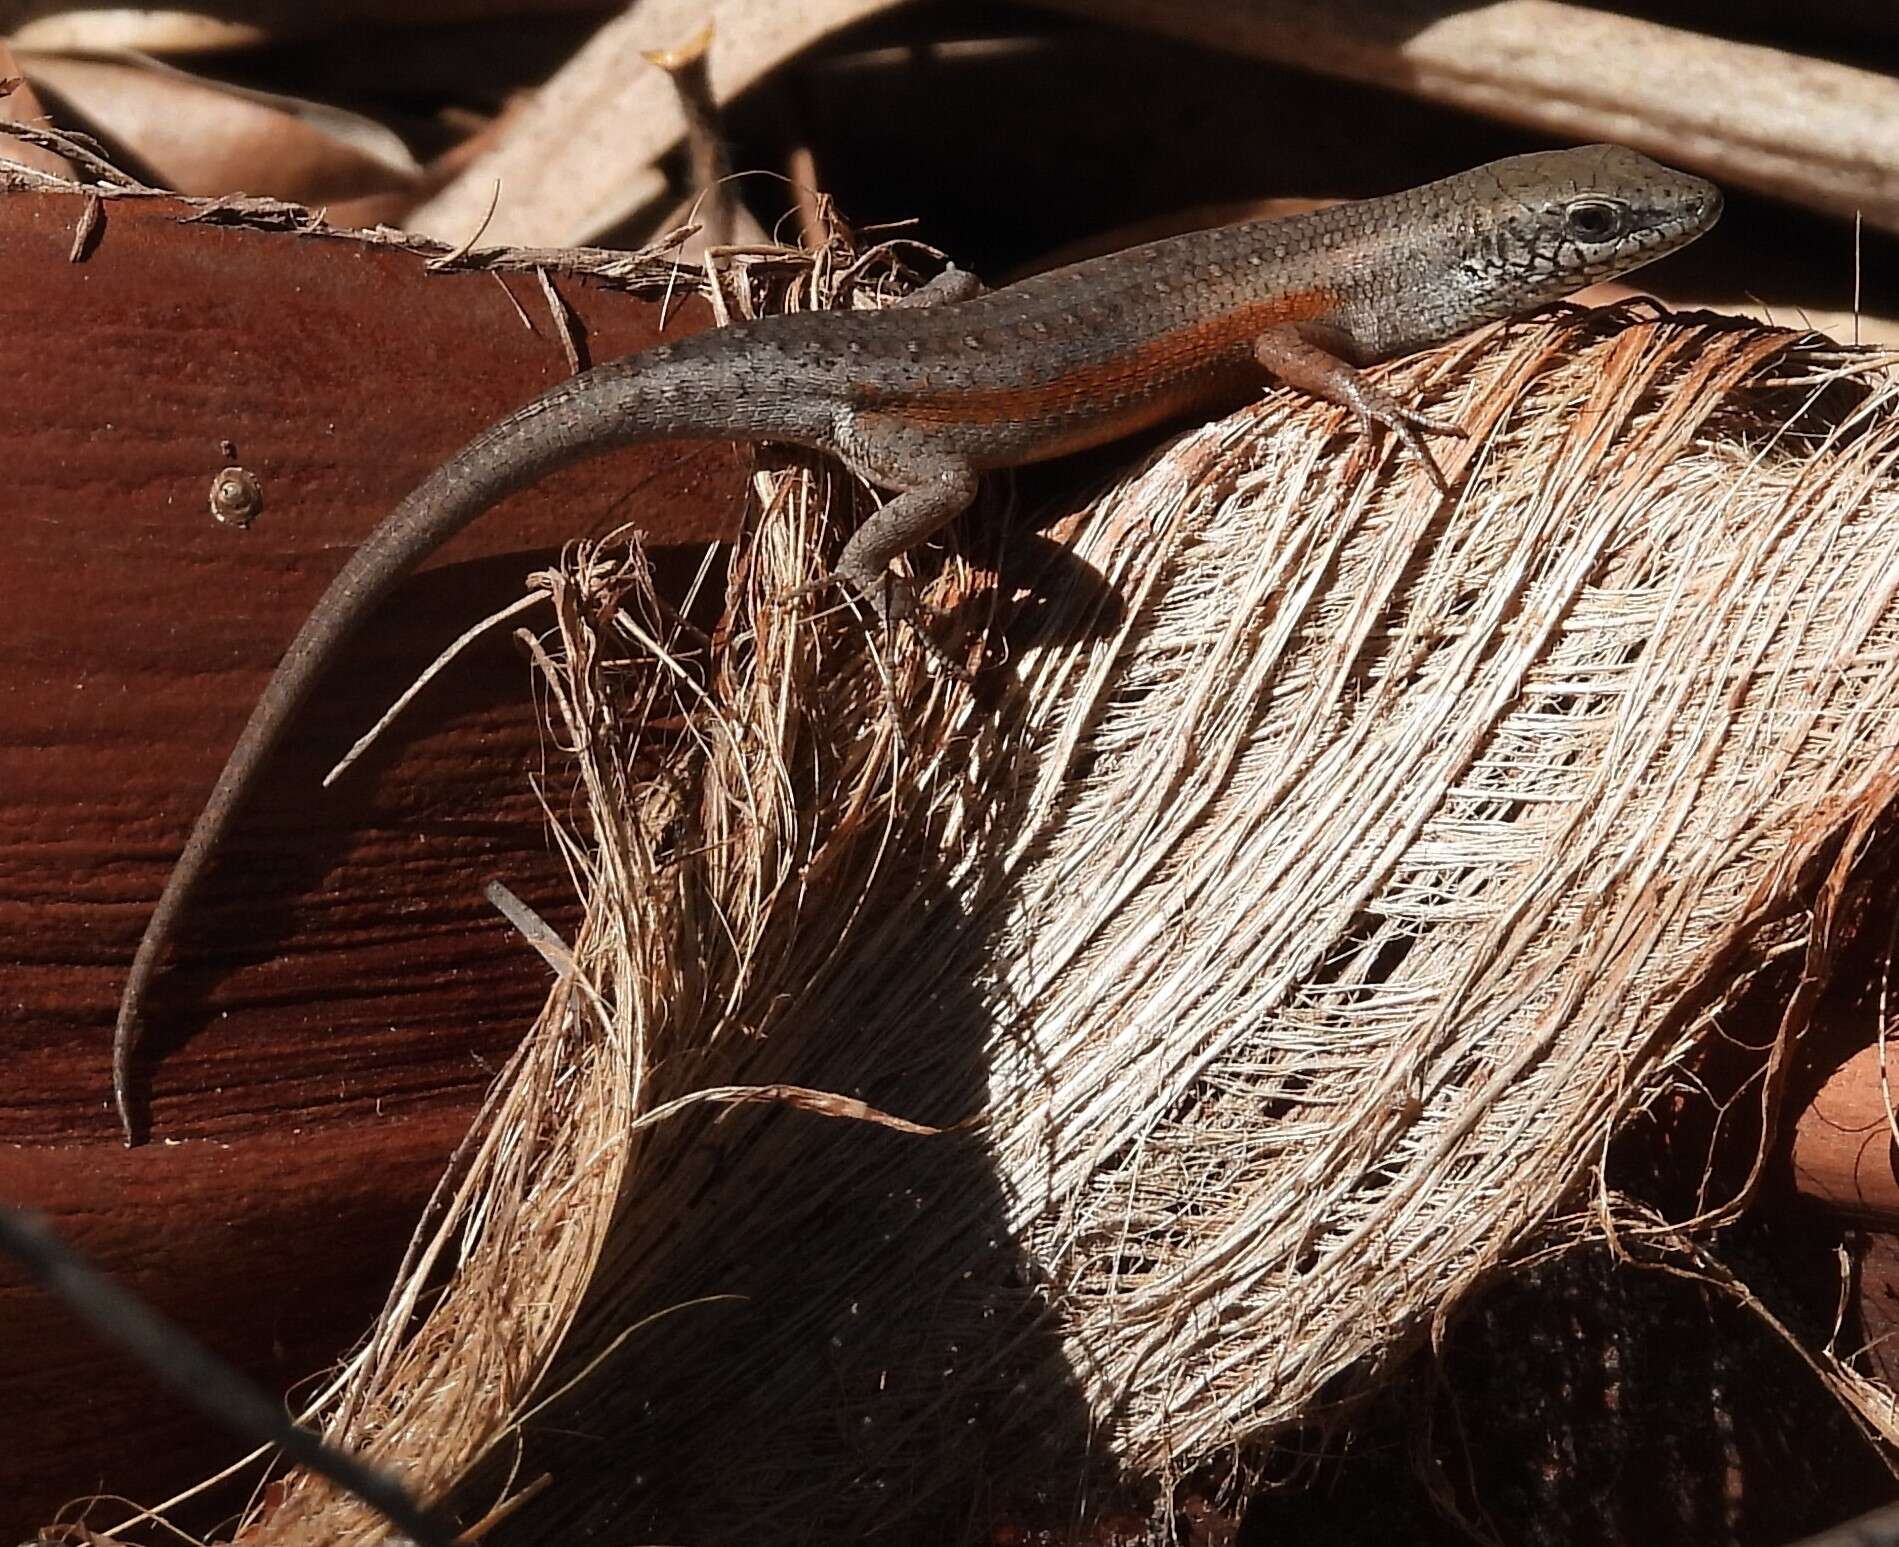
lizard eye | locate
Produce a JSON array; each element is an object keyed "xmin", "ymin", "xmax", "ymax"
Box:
[{"xmin": 1564, "ymin": 199, "xmax": 1626, "ymax": 243}]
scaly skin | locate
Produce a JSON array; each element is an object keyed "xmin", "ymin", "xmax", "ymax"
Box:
[{"xmin": 111, "ymin": 143, "xmax": 1721, "ymax": 1142}]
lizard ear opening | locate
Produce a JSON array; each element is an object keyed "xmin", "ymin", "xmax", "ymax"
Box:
[{"xmin": 1564, "ymin": 198, "xmax": 1628, "ymax": 243}]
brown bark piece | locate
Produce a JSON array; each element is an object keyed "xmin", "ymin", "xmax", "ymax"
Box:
[
  {"xmin": 0, "ymin": 183, "xmax": 742, "ymax": 1530},
  {"xmin": 1792, "ymin": 1045, "xmax": 1899, "ymax": 1223}
]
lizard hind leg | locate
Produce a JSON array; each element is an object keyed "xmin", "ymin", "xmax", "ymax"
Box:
[{"xmin": 823, "ymin": 409, "xmax": 981, "ymax": 668}]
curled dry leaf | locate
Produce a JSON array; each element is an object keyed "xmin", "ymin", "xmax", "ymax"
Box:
[{"xmin": 17, "ymin": 49, "xmax": 419, "ymax": 205}]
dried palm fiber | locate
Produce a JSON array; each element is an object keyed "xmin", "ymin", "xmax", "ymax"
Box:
[{"xmin": 176, "ymin": 293, "xmax": 1899, "ymax": 1547}]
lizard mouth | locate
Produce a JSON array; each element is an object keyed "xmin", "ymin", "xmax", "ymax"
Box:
[{"xmin": 1676, "ymin": 180, "xmax": 1723, "ymax": 234}]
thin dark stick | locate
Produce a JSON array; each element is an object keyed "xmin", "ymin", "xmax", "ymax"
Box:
[
  {"xmin": 0, "ymin": 1207, "xmax": 457, "ymax": 1547},
  {"xmin": 642, "ymin": 23, "xmax": 737, "ymax": 247}
]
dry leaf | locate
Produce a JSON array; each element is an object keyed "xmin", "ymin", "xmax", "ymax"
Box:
[{"xmin": 19, "ymin": 49, "xmax": 418, "ymax": 203}]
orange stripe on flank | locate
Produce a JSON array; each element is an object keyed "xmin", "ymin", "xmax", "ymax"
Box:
[{"xmin": 878, "ymin": 290, "xmax": 1340, "ymax": 430}]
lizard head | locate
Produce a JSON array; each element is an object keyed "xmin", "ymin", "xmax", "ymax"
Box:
[{"xmin": 1474, "ymin": 143, "xmax": 1722, "ymax": 296}]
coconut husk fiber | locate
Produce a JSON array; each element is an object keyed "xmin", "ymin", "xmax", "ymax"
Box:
[{"xmin": 152, "ymin": 271, "xmax": 1899, "ymax": 1545}]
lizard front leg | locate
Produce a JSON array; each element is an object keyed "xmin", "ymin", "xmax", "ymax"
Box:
[
  {"xmin": 828, "ymin": 408, "xmax": 980, "ymax": 657},
  {"xmin": 1253, "ymin": 323, "xmax": 1466, "ymax": 494}
]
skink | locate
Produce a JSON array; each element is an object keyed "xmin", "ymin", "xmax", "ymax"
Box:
[{"xmin": 111, "ymin": 143, "xmax": 1721, "ymax": 1141}]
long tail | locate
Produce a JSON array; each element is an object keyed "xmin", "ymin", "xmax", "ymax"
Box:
[{"xmin": 112, "ymin": 359, "xmax": 750, "ymax": 1142}]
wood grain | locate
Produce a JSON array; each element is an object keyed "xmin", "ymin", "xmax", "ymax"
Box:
[{"xmin": 0, "ymin": 183, "xmax": 742, "ymax": 1532}]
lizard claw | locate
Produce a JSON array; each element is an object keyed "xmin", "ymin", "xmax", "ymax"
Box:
[
  {"xmin": 856, "ymin": 575, "xmax": 979, "ymax": 681},
  {"xmin": 906, "ymin": 613, "xmax": 977, "ymax": 681},
  {"xmin": 1394, "ymin": 406, "xmax": 1468, "ymax": 440},
  {"xmin": 1349, "ymin": 394, "xmax": 1467, "ymax": 496},
  {"xmin": 780, "ymin": 569, "xmax": 976, "ymax": 680},
  {"xmin": 775, "ymin": 572, "xmax": 834, "ymax": 610}
]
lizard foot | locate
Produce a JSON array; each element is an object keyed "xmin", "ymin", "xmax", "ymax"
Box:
[
  {"xmin": 1252, "ymin": 326, "xmax": 1469, "ymax": 496},
  {"xmin": 1348, "ymin": 389, "xmax": 1469, "ymax": 496},
  {"xmin": 779, "ymin": 570, "xmax": 976, "ymax": 681}
]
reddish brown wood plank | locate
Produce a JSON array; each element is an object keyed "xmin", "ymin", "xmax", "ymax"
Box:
[
  {"xmin": 0, "ymin": 186, "xmax": 743, "ymax": 1531},
  {"xmin": 1793, "ymin": 1045, "xmax": 1899, "ymax": 1222}
]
